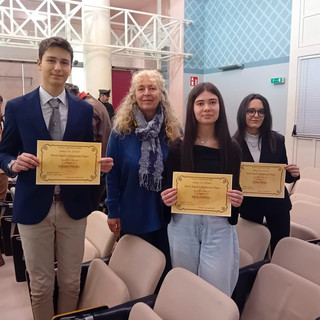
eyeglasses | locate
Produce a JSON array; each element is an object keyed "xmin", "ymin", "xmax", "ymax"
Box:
[{"xmin": 246, "ymin": 108, "xmax": 265, "ymax": 117}]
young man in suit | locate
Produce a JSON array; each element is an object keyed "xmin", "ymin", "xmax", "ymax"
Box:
[{"xmin": 0, "ymin": 37, "xmax": 113, "ymax": 320}]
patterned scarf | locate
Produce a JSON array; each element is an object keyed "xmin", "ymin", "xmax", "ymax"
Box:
[{"xmin": 134, "ymin": 104, "xmax": 164, "ymax": 192}]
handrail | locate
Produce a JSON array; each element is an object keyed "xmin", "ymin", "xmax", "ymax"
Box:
[{"xmin": 0, "ymin": 0, "xmax": 193, "ymax": 62}]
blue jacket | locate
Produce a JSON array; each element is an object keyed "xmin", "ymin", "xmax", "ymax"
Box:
[
  {"xmin": 0, "ymin": 88, "xmax": 95, "ymax": 224},
  {"xmin": 106, "ymin": 129, "xmax": 168, "ymax": 234}
]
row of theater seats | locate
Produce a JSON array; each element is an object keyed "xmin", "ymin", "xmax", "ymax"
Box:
[
  {"xmin": 5, "ymin": 205, "xmax": 272, "ymax": 306},
  {"xmin": 52, "ymin": 236, "xmax": 320, "ymax": 320},
  {"xmin": 79, "ymin": 234, "xmax": 165, "ymax": 310},
  {"xmin": 288, "ymin": 167, "xmax": 320, "ymax": 240},
  {"xmin": 3, "ymin": 180, "xmax": 319, "ymax": 319},
  {"xmin": 84, "ymin": 212, "xmax": 272, "ymax": 272},
  {"xmin": 1, "ymin": 206, "xmax": 116, "ymax": 282},
  {"xmin": 0, "ymin": 187, "xmax": 26, "ymax": 282},
  {"xmin": 134, "ymin": 237, "xmax": 320, "ymax": 320}
]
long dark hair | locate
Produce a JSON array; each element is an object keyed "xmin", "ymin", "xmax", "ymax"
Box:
[
  {"xmin": 233, "ymin": 93, "xmax": 276, "ymax": 152},
  {"xmin": 181, "ymin": 82, "xmax": 235, "ymax": 173}
]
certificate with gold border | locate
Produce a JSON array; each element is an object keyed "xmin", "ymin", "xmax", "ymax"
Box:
[
  {"xmin": 240, "ymin": 162, "xmax": 285, "ymax": 198},
  {"xmin": 172, "ymin": 172, "xmax": 232, "ymax": 216},
  {"xmin": 36, "ymin": 140, "xmax": 101, "ymax": 185}
]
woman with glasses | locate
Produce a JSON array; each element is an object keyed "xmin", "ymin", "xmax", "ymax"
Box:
[{"xmin": 233, "ymin": 93, "xmax": 300, "ymax": 252}]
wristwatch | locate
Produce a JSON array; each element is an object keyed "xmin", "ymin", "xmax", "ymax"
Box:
[{"xmin": 7, "ymin": 159, "xmax": 16, "ymax": 173}]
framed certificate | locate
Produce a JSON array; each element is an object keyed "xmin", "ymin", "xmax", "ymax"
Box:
[
  {"xmin": 172, "ymin": 172, "xmax": 232, "ymax": 216},
  {"xmin": 240, "ymin": 162, "xmax": 286, "ymax": 198},
  {"xmin": 36, "ymin": 140, "xmax": 101, "ymax": 185}
]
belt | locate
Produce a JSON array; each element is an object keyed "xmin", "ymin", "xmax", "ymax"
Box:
[{"xmin": 53, "ymin": 193, "xmax": 62, "ymax": 202}]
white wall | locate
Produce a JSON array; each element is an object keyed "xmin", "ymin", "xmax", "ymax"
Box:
[
  {"xmin": 284, "ymin": 0, "xmax": 320, "ymax": 168},
  {"xmin": 184, "ymin": 64, "xmax": 289, "ymax": 135},
  {"xmin": 183, "ymin": 73, "xmax": 204, "ymax": 124}
]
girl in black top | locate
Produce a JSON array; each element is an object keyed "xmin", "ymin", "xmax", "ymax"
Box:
[{"xmin": 161, "ymin": 82, "xmax": 243, "ymax": 296}]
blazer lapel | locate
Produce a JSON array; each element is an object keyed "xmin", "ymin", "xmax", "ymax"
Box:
[
  {"xmin": 63, "ymin": 92, "xmax": 80, "ymax": 140},
  {"xmin": 243, "ymin": 142, "xmax": 255, "ymax": 162},
  {"xmin": 25, "ymin": 88, "xmax": 52, "ymax": 140},
  {"xmin": 259, "ymin": 139, "xmax": 273, "ymax": 163}
]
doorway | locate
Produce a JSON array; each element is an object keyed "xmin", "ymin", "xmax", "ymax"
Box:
[{"xmin": 111, "ymin": 69, "xmax": 132, "ymax": 110}]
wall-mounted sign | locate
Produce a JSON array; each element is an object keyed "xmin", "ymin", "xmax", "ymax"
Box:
[
  {"xmin": 190, "ymin": 76, "xmax": 198, "ymax": 86},
  {"xmin": 271, "ymin": 77, "xmax": 285, "ymax": 84}
]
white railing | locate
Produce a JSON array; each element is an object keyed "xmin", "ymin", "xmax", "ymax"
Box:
[{"xmin": 0, "ymin": 0, "xmax": 192, "ymax": 61}]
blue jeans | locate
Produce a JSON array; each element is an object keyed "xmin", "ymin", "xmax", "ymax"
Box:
[{"xmin": 168, "ymin": 213, "xmax": 239, "ymax": 296}]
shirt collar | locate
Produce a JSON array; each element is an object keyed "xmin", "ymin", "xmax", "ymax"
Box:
[{"xmin": 39, "ymin": 86, "xmax": 67, "ymax": 106}]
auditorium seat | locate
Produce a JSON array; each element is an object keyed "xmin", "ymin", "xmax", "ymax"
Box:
[
  {"xmin": 0, "ymin": 200, "xmax": 14, "ymax": 255},
  {"xmin": 9, "ymin": 186, "xmax": 15, "ymax": 200},
  {"xmin": 292, "ymin": 178, "xmax": 320, "ymax": 199},
  {"xmin": 82, "ymin": 210, "xmax": 117, "ymax": 262},
  {"xmin": 290, "ymin": 192, "xmax": 320, "ymax": 206},
  {"xmin": 290, "ymin": 221, "xmax": 319, "ymax": 241},
  {"xmin": 78, "ymin": 258, "xmax": 130, "ymax": 309},
  {"xmin": 129, "ymin": 267, "xmax": 239, "ymax": 320},
  {"xmin": 301, "ymin": 167, "xmax": 320, "ymax": 182},
  {"xmin": 240, "ymin": 264, "xmax": 320, "ymax": 320},
  {"xmin": 290, "ymin": 200, "xmax": 320, "ymax": 240},
  {"xmin": 236, "ymin": 217, "xmax": 271, "ymax": 267},
  {"xmin": 78, "ymin": 234, "xmax": 166, "ymax": 310},
  {"xmin": 271, "ymin": 237, "xmax": 320, "ymax": 285}
]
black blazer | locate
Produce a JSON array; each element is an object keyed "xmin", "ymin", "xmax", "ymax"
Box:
[{"xmin": 239, "ymin": 131, "xmax": 296, "ymax": 219}]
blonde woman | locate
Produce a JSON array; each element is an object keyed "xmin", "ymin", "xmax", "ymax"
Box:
[{"xmin": 106, "ymin": 70, "xmax": 181, "ymax": 278}]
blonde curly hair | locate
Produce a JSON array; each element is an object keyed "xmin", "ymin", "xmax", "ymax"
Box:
[{"xmin": 113, "ymin": 69, "xmax": 181, "ymax": 142}]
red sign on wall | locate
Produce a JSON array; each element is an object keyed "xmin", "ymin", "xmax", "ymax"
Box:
[{"xmin": 190, "ymin": 76, "xmax": 198, "ymax": 87}]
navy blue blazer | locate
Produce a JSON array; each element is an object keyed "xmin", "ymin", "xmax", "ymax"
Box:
[{"xmin": 0, "ymin": 88, "xmax": 95, "ymax": 224}]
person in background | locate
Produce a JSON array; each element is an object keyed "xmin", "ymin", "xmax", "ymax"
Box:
[
  {"xmin": 0, "ymin": 37, "xmax": 114, "ymax": 320},
  {"xmin": 65, "ymin": 83, "xmax": 112, "ymax": 210},
  {"xmin": 0, "ymin": 94, "xmax": 8, "ymax": 267},
  {"xmin": 0, "ymin": 94, "xmax": 4, "ymax": 124},
  {"xmin": 233, "ymin": 93, "xmax": 300, "ymax": 253},
  {"xmin": 98, "ymin": 89, "xmax": 115, "ymax": 122},
  {"xmin": 106, "ymin": 69, "xmax": 181, "ymax": 281},
  {"xmin": 161, "ymin": 82, "xmax": 243, "ymax": 296}
]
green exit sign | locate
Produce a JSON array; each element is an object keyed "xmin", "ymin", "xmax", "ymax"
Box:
[{"xmin": 271, "ymin": 77, "xmax": 285, "ymax": 84}]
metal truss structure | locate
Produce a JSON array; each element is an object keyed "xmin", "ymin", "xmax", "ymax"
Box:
[{"xmin": 0, "ymin": 0, "xmax": 193, "ymax": 62}]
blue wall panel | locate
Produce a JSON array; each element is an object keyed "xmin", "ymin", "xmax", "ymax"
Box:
[{"xmin": 184, "ymin": 0, "xmax": 292, "ymax": 74}]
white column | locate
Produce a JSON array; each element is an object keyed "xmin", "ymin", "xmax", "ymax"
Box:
[
  {"xmin": 157, "ymin": 0, "xmax": 162, "ymax": 15},
  {"xmin": 83, "ymin": 0, "xmax": 112, "ymax": 100},
  {"xmin": 169, "ymin": 0, "xmax": 184, "ymax": 125}
]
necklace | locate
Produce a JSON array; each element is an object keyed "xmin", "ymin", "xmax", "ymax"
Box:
[{"xmin": 197, "ymin": 136, "xmax": 206, "ymax": 144}]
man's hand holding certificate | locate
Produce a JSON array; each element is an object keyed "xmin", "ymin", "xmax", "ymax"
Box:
[
  {"xmin": 36, "ymin": 140, "xmax": 102, "ymax": 185},
  {"xmin": 171, "ymin": 172, "xmax": 232, "ymax": 216}
]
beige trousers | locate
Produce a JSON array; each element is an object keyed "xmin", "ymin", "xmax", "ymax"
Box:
[{"xmin": 18, "ymin": 201, "xmax": 87, "ymax": 320}]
